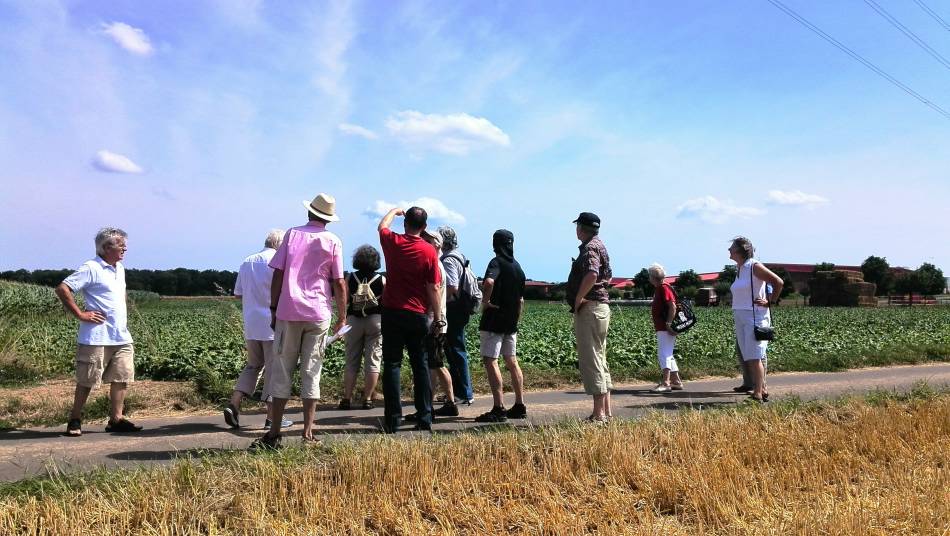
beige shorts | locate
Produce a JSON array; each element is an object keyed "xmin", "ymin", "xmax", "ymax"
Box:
[
  {"xmin": 479, "ymin": 331, "xmax": 518, "ymax": 359},
  {"xmin": 344, "ymin": 314, "xmax": 383, "ymax": 375},
  {"xmin": 574, "ymin": 302, "xmax": 612, "ymax": 395},
  {"xmin": 75, "ymin": 344, "xmax": 135, "ymax": 388},
  {"xmin": 271, "ymin": 319, "xmax": 329, "ymax": 400}
]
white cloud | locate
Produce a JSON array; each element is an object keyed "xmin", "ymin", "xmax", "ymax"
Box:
[
  {"xmin": 676, "ymin": 196, "xmax": 764, "ymax": 224},
  {"xmin": 92, "ymin": 150, "xmax": 144, "ymax": 174},
  {"xmin": 338, "ymin": 123, "xmax": 378, "ymax": 140},
  {"xmin": 385, "ymin": 110, "xmax": 510, "ymax": 155},
  {"xmin": 101, "ymin": 22, "xmax": 154, "ymax": 56},
  {"xmin": 767, "ymin": 189, "xmax": 830, "ymax": 208},
  {"xmin": 363, "ymin": 197, "xmax": 466, "ymax": 224}
]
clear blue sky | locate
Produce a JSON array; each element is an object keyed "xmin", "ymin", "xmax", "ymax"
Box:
[{"xmin": 1, "ymin": 0, "xmax": 947, "ymax": 281}]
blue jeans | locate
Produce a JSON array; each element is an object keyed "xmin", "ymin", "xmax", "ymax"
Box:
[
  {"xmin": 446, "ymin": 306, "xmax": 473, "ymax": 401},
  {"xmin": 381, "ymin": 308, "xmax": 431, "ymax": 430}
]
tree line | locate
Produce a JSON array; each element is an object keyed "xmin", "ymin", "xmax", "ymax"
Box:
[{"xmin": 0, "ymin": 268, "xmax": 237, "ymax": 296}]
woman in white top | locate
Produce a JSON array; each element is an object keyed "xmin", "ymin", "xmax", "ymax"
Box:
[{"xmin": 728, "ymin": 236, "xmax": 783, "ymax": 402}]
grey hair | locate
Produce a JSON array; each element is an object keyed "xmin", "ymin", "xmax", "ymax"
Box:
[
  {"xmin": 730, "ymin": 236, "xmax": 755, "ymax": 260},
  {"xmin": 648, "ymin": 263, "xmax": 666, "ymax": 282},
  {"xmin": 264, "ymin": 228, "xmax": 284, "ymax": 249},
  {"xmin": 352, "ymin": 244, "xmax": 381, "ymax": 272},
  {"xmin": 95, "ymin": 227, "xmax": 128, "ymax": 256},
  {"xmin": 437, "ymin": 226, "xmax": 457, "ymax": 250}
]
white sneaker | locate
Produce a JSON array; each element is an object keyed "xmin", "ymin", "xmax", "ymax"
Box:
[{"xmin": 652, "ymin": 384, "xmax": 672, "ymax": 393}]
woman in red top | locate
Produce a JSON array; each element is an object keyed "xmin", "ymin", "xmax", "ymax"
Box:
[{"xmin": 649, "ymin": 263, "xmax": 683, "ymax": 392}]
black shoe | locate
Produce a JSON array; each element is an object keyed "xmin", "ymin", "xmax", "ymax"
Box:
[
  {"xmin": 338, "ymin": 399, "xmax": 351, "ymax": 410},
  {"xmin": 249, "ymin": 433, "xmax": 282, "ymax": 451},
  {"xmin": 361, "ymin": 400, "xmax": 374, "ymax": 410},
  {"xmin": 732, "ymin": 384, "xmax": 753, "ymax": 393},
  {"xmin": 382, "ymin": 416, "xmax": 401, "ymax": 434},
  {"xmin": 403, "ymin": 412, "xmax": 418, "ymax": 422},
  {"xmin": 223, "ymin": 403, "xmax": 240, "ymax": 428},
  {"xmin": 66, "ymin": 418, "xmax": 82, "ymax": 437},
  {"xmin": 433, "ymin": 402, "xmax": 459, "ymax": 417},
  {"xmin": 413, "ymin": 422, "xmax": 432, "ymax": 432},
  {"xmin": 474, "ymin": 406, "xmax": 508, "ymax": 423},
  {"xmin": 105, "ymin": 418, "xmax": 143, "ymax": 433},
  {"xmin": 506, "ymin": 403, "xmax": 527, "ymax": 419}
]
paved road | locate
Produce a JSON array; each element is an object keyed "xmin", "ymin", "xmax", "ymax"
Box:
[{"xmin": 1, "ymin": 363, "xmax": 948, "ymax": 483}]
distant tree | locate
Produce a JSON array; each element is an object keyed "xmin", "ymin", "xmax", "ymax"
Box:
[
  {"xmin": 633, "ymin": 268, "xmax": 653, "ymax": 297},
  {"xmin": 713, "ymin": 281, "xmax": 732, "ymax": 301},
  {"xmin": 813, "ymin": 262, "xmax": 836, "ymax": 274},
  {"xmin": 674, "ymin": 269, "xmax": 702, "ymax": 290},
  {"xmin": 719, "ymin": 264, "xmax": 737, "ymax": 283},
  {"xmin": 915, "ymin": 263, "xmax": 946, "ymax": 295},
  {"xmin": 770, "ymin": 266, "xmax": 795, "ymax": 298},
  {"xmin": 607, "ymin": 287, "xmax": 624, "ymax": 300},
  {"xmin": 861, "ymin": 256, "xmax": 892, "ymax": 296},
  {"xmin": 893, "ymin": 271, "xmax": 920, "ymax": 301}
]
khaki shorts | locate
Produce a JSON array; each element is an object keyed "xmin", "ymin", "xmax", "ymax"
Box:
[
  {"xmin": 75, "ymin": 344, "xmax": 135, "ymax": 388},
  {"xmin": 574, "ymin": 302, "xmax": 612, "ymax": 395},
  {"xmin": 344, "ymin": 314, "xmax": 383, "ymax": 375},
  {"xmin": 271, "ymin": 319, "xmax": 329, "ymax": 400},
  {"xmin": 479, "ymin": 331, "xmax": 517, "ymax": 359}
]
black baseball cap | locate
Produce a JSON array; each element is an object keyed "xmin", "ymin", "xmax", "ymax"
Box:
[{"xmin": 572, "ymin": 212, "xmax": 601, "ymax": 228}]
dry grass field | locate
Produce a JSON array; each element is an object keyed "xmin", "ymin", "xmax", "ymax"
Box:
[{"xmin": 1, "ymin": 391, "xmax": 948, "ymax": 535}]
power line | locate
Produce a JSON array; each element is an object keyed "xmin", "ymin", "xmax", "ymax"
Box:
[
  {"xmin": 863, "ymin": 0, "xmax": 950, "ymax": 71},
  {"xmin": 764, "ymin": 0, "xmax": 950, "ymax": 120},
  {"xmin": 912, "ymin": 0, "xmax": 950, "ymax": 32}
]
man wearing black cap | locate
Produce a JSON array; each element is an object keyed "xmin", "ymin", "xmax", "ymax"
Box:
[
  {"xmin": 474, "ymin": 229, "xmax": 527, "ymax": 423},
  {"xmin": 566, "ymin": 212, "xmax": 613, "ymax": 423}
]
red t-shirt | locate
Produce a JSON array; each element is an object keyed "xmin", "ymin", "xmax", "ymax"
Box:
[
  {"xmin": 651, "ymin": 284, "xmax": 676, "ymax": 332},
  {"xmin": 379, "ymin": 228, "xmax": 442, "ymax": 314}
]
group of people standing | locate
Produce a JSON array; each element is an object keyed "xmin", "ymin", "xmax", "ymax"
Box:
[{"xmin": 53, "ymin": 192, "xmax": 780, "ymax": 445}]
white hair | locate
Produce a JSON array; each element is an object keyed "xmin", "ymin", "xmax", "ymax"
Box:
[
  {"xmin": 264, "ymin": 228, "xmax": 284, "ymax": 249},
  {"xmin": 648, "ymin": 263, "xmax": 666, "ymax": 282},
  {"xmin": 95, "ymin": 227, "xmax": 128, "ymax": 256}
]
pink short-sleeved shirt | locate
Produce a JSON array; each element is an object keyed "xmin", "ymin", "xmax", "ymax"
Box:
[{"xmin": 268, "ymin": 221, "xmax": 344, "ymax": 323}]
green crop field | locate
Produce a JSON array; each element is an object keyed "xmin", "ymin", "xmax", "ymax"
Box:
[{"xmin": 2, "ymin": 280, "xmax": 949, "ymax": 389}]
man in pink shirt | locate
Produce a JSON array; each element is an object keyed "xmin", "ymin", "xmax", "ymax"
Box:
[{"xmin": 251, "ymin": 193, "xmax": 347, "ymax": 450}]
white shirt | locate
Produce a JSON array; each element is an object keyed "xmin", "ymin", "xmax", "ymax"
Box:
[
  {"xmin": 234, "ymin": 248, "xmax": 277, "ymax": 341},
  {"xmin": 731, "ymin": 258, "xmax": 768, "ymax": 311},
  {"xmin": 63, "ymin": 257, "xmax": 133, "ymax": 345}
]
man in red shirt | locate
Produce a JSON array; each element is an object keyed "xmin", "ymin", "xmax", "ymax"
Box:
[{"xmin": 378, "ymin": 206, "xmax": 443, "ymax": 433}]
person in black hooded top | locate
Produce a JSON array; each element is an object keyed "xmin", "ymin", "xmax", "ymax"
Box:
[{"xmin": 474, "ymin": 229, "xmax": 528, "ymax": 422}]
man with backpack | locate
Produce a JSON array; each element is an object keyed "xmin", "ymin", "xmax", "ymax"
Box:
[{"xmin": 437, "ymin": 226, "xmax": 480, "ymax": 405}]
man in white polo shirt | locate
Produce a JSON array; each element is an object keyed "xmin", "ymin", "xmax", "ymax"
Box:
[
  {"xmin": 223, "ymin": 229, "xmax": 293, "ymax": 430},
  {"xmin": 55, "ymin": 227, "xmax": 142, "ymax": 437}
]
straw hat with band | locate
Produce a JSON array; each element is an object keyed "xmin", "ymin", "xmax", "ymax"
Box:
[{"xmin": 302, "ymin": 193, "xmax": 340, "ymax": 222}]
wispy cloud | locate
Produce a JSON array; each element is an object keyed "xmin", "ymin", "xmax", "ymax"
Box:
[
  {"xmin": 338, "ymin": 122, "xmax": 378, "ymax": 140},
  {"xmin": 101, "ymin": 22, "xmax": 154, "ymax": 56},
  {"xmin": 92, "ymin": 150, "xmax": 144, "ymax": 174},
  {"xmin": 676, "ymin": 196, "xmax": 764, "ymax": 224},
  {"xmin": 363, "ymin": 197, "xmax": 466, "ymax": 224},
  {"xmin": 767, "ymin": 189, "xmax": 829, "ymax": 208},
  {"xmin": 385, "ymin": 111, "xmax": 510, "ymax": 155}
]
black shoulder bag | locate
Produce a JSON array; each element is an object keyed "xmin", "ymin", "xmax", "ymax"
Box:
[
  {"xmin": 668, "ymin": 284, "xmax": 697, "ymax": 334},
  {"xmin": 750, "ymin": 262, "xmax": 776, "ymax": 341}
]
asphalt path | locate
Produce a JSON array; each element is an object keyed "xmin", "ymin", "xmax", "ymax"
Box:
[{"xmin": 1, "ymin": 363, "xmax": 948, "ymax": 483}]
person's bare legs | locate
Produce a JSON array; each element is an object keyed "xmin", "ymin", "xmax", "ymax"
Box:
[
  {"xmin": 342, "ymin": 366, "xmax": 358, "ymax": 403},
  {"xmin": 660, "ymin": 368, "xmax": 671, "ymax": 386},
  {"xmin": 266, "ymin": 397, "xmax": 288, "ymax": 437},
  {"xmin": 69, "ymin": 385, "xmax": 92, "ymax": 421},
  {"xmin": 430, "ymin": 368, "xmax": 454, "ymax": 402},
  {"xmin": 484, "ymin": 357, "xmax": 504, "ymax": 407},
  {"xmin": 503, "ymin": 355, "xmax": 524, "ymax": 405},
  {"xmin": 670, "ymin": 371, "xmax": 682, "ymax": 385},
  {"xmin": 109, "ymin": 382, "xmax": 127, "ymax": 422},
  {"xmin": 362, "ymin": 371, "xmax": 379, "ymax": 402},
  {"xmin": 592, "ymin": 393, "xmax": 608, "ymax": 419},
  {"xmin": 604, "ymin": 391, "xmax": 612, "ymax": 418},
  {"xmin": 301, "ymin": 398, "xmax": 318, "ymax": 439},
  {"xmin": 750, "ymin": 360, "xmax": 766, "ymax": 399}
]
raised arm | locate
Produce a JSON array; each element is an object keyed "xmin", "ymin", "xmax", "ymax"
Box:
[
  {"xmin": 55, "ymin": 283, "xmax": 104, "ymax": 324},
  {"xmin": 378, "ymin": 207, "xmax": 405, "ymax": 232}
]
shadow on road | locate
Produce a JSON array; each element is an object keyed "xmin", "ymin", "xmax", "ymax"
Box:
[{"xmin": 107, "ymin": 447, "xmax": 232, "ymax": 462}]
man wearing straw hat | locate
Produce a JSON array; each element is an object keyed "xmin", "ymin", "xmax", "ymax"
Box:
[{"xmin": 250, "ymin": 193, "xmax": 347, "ymax": 450}]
